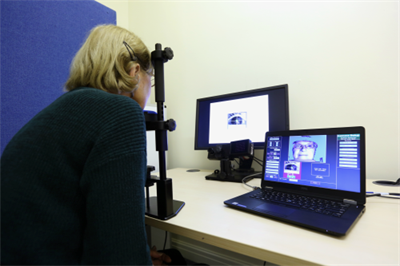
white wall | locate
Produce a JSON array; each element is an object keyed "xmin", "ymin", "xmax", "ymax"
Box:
[{"xmin": 97, "ymin": 0, "xmax": 399, "ymax": 180}]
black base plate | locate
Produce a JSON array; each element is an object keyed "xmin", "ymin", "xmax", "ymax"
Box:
[{"xmin": 145, "ymin": 197, "xmax": 185, "ymax": 220}]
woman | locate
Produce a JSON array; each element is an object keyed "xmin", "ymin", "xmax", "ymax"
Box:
[{"xmin": 1, "ymin": 24, "xmax": 170, "ymax": 265}]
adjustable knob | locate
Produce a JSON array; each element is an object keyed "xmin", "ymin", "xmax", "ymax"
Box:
[
  {"xmin": 163, "ymin": 47, "xmax": 174, "ymax": 60},
  {"xmin": 166, "ymin": 119, "xmax": 176, "ymax": 131}
]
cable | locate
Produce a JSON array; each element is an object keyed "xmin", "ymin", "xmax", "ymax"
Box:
[
  {"xmin": 242, "ymin": 172, "xmax": 261, "ymax": 190},
  {"xmin": 253, "ymin": 155, "xmax": 263, "ymax": 162},
  {"xmin": 253, "ymin": 156, "xmax": 264, "ymax": 165},
  {"xmin": 252, "ymin": 158, "xmax": 263, "ymax": 167},
  {"xmin": 163, "ymin": 231, "xmax": 168, "ymax": 250},
  {"xmin": 366, "ymin": 192, "xmax": 400, "ymax": 199}
]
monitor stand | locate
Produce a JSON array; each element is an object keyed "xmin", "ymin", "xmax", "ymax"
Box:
[{"xmin": 205, "ymin": 159, "xmax": 259, "ymax": 182}]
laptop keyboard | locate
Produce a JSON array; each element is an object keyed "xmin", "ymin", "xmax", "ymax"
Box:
[{"xmin": 250, "ymin": 190, "xmax": 350, "ymax": 217}]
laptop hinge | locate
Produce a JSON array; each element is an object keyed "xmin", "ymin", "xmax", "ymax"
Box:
[
  {"xmin": 264, "ymin": 186, "xmax": 273, "ymax": 191},
  {"xmin": 343, "ymin": 199, "xmax": 357, "ymax": 205}
]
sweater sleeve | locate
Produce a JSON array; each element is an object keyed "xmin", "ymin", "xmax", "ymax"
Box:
[{"xmin": 78, "ymin": 96, "xmax": 152, "ymax": 265}]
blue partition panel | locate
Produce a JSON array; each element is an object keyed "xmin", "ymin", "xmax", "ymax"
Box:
[{"xmin": 1, "ymin": 0, "xmax": 116, "ymax": 153}]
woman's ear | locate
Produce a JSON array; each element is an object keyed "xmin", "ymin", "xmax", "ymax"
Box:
[{"xmin": 129, "ymin": 64, "xmax": 140, "ymax": 77}]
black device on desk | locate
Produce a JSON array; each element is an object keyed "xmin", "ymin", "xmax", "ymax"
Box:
[
  {"xmin": 194, "ymin": 84, "xmax": 290, "ymax": 182},
  {"xmin": 373, "ymin": 178, "xmax": 400, "ymax": 186},
  {"xmin": 206, "ymin": 139, "xmax": 259, "ymax": 182}
]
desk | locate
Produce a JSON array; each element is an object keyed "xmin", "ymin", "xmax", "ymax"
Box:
[{"xmin": 145, "ymin": 168, "xmax": 400, "ymax": 266}]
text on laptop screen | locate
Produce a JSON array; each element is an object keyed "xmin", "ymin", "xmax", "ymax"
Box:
[{"xmin": 265, "ymin": 134, "xmax": 361, "ymax": 193}]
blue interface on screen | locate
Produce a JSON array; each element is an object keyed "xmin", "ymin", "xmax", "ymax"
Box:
[{"xmin": 265, "ymin": 134, "xmax": 361, "ymax": 193}]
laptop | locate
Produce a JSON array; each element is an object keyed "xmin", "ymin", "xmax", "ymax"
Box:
[{"xmin": 224, "ymin": 126, "xmax": 366, "ymax": 236}]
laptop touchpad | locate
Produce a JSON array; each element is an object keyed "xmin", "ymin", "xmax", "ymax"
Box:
[{"xmin": 254, "ymin": 203, "xmax": 296, "ymax": 218}]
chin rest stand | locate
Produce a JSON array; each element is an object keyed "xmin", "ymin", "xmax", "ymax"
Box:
[{"xmin": 144, "ymin": 43, "xmax": 184, "ymax": 220}]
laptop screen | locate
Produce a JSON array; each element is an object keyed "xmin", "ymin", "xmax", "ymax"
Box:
[{"xmin": 264, "ymin": 133, "xmax": 362, "ymax": 193}]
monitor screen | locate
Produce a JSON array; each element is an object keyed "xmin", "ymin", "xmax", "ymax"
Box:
[{"xmin": 195, "ymin": 84, "xmax": 289, "ymax": 150}]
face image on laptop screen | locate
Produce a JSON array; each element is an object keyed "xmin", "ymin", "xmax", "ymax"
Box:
[{"xmin": 265, "ymin": 134, "xmax": 361, "ymax": 193}]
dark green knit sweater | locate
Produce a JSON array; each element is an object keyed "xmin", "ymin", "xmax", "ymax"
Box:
[{"xmin": 1, "ymin": 87, "xmax": 152, "ymax": 265}]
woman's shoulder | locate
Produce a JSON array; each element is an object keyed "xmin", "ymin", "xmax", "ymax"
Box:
[{"xmin": 62, "ymin": 87, "xmax": 143, "ymax": 114}]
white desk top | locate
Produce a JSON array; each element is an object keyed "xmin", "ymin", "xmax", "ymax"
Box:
[{"xmin": 145, "ymin": 168, "xmax": 400, "ymax": 266}]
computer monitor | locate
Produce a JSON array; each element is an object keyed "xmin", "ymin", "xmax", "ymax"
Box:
[{"xmin": 195, "ymin": 84, "xmax": 290, "ymax": 151}]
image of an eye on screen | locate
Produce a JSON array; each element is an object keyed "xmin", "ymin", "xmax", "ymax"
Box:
[{"xmin": 227, "ymin": 112, "xmax": 247, "ymax": 127}]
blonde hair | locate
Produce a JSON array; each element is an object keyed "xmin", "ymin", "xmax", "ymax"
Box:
[{"xmin": 64, "ymin": 24, "xmax": 153, "ymax": 93}]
